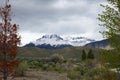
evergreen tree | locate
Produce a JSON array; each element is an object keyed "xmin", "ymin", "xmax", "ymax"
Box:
[
  {"xmin": 81, "ymin": 50, "xmax": 87, "ymax": 61},
  {"xmin": 87, "ymin": 49, "xmax": 94, "ymax": 59}
]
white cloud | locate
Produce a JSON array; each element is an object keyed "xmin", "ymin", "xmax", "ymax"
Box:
[
  {"xmin": 53, "ymin": 0, "xmax": 87, "ymax": 9},
  {"xmin": 0, "ymin": 0, "xmax": 107, "ymax": 44},
  {"xmin": 19, "ymin": 31, "xmax": 44, "ymax": 46}
]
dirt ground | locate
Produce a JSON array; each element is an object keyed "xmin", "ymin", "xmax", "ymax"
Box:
[
  {"xmin": 0, "ymin": 70, "xmax": 68, "ymax": 80},
  {"xmin": 13, "ymin": 70, "xmax": 68, "ymax": 80}
]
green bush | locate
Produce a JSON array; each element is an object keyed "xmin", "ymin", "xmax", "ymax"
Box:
[
  {"xmin": 101, "ymin": 69, "xmax": 118, "ymax": 80},
  {"xmin": 73, "ymin": 65, "xmax": 81, "ymax": 71},
  {"xmin": 42, "ymin": 64, "xmax": 49, "ymax": 70},
  {"xmin": 67, "ymin": 71, "xmax": 81, "ymax": 79},
  {"xmin": 50, "ymin": 53, "xmax": 64, "ymax": 64},
  {"xmin": 17, "ymin": 61, "xmax": 28, "ymax": 76}
]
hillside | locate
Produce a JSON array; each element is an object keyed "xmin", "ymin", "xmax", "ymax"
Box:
[
  {"xmin": 18, "ymin": 47, "xmax": 99, "ymax": 59},
  {"xmin": 85, "ymin": 39, "xmax": 108, "ymax": 48}
]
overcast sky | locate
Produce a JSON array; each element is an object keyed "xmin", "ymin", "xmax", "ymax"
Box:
[{"xmin": 0, "ymin": 0, "xmax": 107, "ymax": 45}]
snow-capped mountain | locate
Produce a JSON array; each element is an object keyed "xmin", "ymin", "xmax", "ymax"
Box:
[
  {"xmin": 64, "ymin": 36, "xmax": 95, "ymax": 46},
  {"xmin": 34, "ymin": 34, "xmax": 70, "ymax": 46},
  {"xmin": 24, "ymin": 34, "xmax": 95, "ymax": 49}
]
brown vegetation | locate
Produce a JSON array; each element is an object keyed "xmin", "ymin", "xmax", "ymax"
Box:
[{"xmin": 0, "ymin": 0, "xmax": 20, "ymax": 80}]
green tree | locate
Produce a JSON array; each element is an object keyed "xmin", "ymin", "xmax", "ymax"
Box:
[
  {"xmin": 98, "ymin": 0, "xmax": 120, "ymax": 79},
  {"xmin": 87, "ymin": 49, "xmax": 94, "ymax": 59},
  {"xmin": 98, "ymin": 0, "xmax": 120, "ymax": 50},
  {"xmin": 81, "ymin": 50, "xmax": 87, "ymax": 61}
]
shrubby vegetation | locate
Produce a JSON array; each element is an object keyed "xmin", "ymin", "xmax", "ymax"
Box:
[
  {"xmin": 98, "ymin": 0, "xmax": 120, "ymax": 79},
  {"xmin": 50, "ymin": 53, "xmax": 64, "ymax": 64},
  {"xmin": 15, "ymin": 46, "xmax": 120, "ymax": 80},
  {"xmin": 17, "ymin": 61, "xmax": 29, "ymax": 76}
]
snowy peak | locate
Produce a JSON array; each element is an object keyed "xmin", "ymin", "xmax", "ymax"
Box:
[
  {"xmin": 24, "ymin": 34, "xmax": 96, "ymax": 49},
  {"xmin": 31, "ymin": 34, "xmax": 95, "ymax": 46},
  {"xmin": 34, "ymin": 34, "xmax": 69, "ymax": 46},
  {"xmin": 37, "ymin": 34, "xmax": 63, "ymax": 41}
]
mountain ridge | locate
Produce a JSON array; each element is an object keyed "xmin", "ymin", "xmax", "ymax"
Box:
[
  {"xmin": 24, "ymin": 34, "xmax": 95, "ymax": 49},
  {"xmin": 85, "ymin": 39, "xmax": 109, "ymax": 49}
]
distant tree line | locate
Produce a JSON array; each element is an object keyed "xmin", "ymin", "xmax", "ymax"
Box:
[{"xmin": 81, "ymin": 49, "xmax": 95, "ymax": 61}]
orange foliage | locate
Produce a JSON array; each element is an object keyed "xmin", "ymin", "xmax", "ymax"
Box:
[{"xmin": 0, "ymin": 0, "xmax": 20, "ymax": 80}]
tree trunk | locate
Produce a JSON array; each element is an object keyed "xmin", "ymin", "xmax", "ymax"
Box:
[
  {"xmin": 3, "ymin": 72, "xmax": 7, "ymax": 80},
  {"xmin": 3, "ymin": 76, "xmax": 7, "ymax": 80},
  {"xmin": 117, "ymin": 68, "xmax": 120, "ymax": 80},
  {"xmin": 3, "ymin": 77, "xmax": 7, "ymax": 80},
  {"xmin": 117, "ymin": 71, "xmax": 120, "ymax": 80}
]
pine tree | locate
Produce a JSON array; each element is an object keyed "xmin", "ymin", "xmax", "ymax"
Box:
[
  {"xmin": 87, "ymin": 49, "xmax": 94, "ymax": 59},
  {"xmin": 0, "ymin": 0, "xmax": 20, "ymax": 80},
  {"xmin": 81, "ymin": 50, "xmax": 87, "ymax": 61}
]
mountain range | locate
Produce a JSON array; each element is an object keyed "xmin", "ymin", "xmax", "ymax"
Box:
[
  {"xmin": 85, "ymin": 39, "xmax": 108, "ymax": 48},
  {"xmin": 24, "ymin": 34, "xmax": 108, "ymax": 49}
]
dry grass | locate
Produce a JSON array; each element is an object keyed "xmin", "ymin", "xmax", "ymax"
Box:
[
  {"xmin": 0, "ymin": 70, "xmax": 67, "ymax": 80},
  {"xmin": 13, "ymin": 70, "xmax": 68, "ymax": 80}
]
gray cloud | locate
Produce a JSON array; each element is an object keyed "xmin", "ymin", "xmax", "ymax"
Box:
[{"xmin": 0, "ymin": 0, "xmax": 106, "ymax": 44}]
